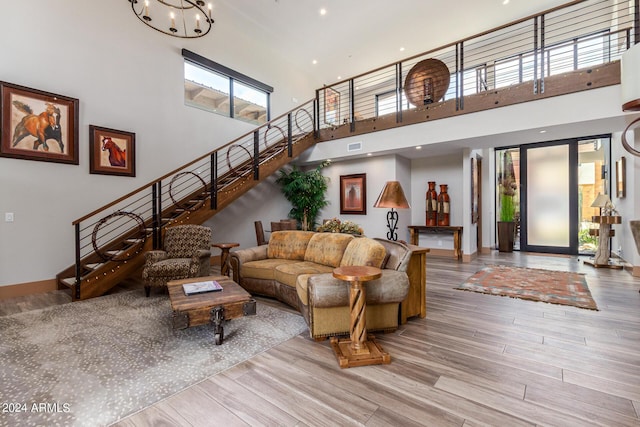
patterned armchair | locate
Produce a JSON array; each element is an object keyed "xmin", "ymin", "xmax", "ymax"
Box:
[{"xmin": 142, "ymin": 224, "xmax": 212, "ymax": 297}]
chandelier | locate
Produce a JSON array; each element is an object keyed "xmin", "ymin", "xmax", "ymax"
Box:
[{"xmin": 129, "ymin": 0, "xmax": 214, "ymax": 38}]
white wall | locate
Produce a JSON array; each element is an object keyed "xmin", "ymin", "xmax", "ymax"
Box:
[
  {"xmin": 318, "ymin": 155, "xmax": 412, "ymax": 242},
  {"xmin": 0, "ymin": 1, "xmax": 319, "ymax": 286},
  {"xmin": 611, "ymin": 128, "xmax": 640, "ymax": 267}
]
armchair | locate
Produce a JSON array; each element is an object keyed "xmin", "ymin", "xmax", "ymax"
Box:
[{"xmin": 142, "ymin": 224, "xmax": 212, "ymax": 297}]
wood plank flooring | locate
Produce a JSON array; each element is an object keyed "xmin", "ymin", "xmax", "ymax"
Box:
[{"xmin": 3, "ymin": 253, "xmax": 639, "ymax": 426}]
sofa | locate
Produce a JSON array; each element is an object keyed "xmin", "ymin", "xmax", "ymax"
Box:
[{"xmin": 230, "ymin": 230, "xmax": 411, "ymax": 339}]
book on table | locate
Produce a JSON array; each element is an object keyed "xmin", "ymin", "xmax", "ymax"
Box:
[{"xmin": 183, "ymin": 280, "xmax": 223, "ymax": 296}]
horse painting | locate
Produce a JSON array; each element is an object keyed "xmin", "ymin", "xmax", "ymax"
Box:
[
  {"xmin": 101, "ymin": 137, "xmax": 126, "ymax": 167},
  {"xmin": 11, "ymin": 100, "xmax": 64, "ymax": 152}
]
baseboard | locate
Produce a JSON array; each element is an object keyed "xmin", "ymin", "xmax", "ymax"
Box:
[
  {"xmin": 462, "ymin": 252, "xmax": 477, "ymax": 263},
  {"xmin": 481, "ymin": 246, "xmax": 492, "ymax": 254},
  {"xmin": 424, "ymin": 248, "xmax": 456, "ymax": 258},
  {"xmin": 0, "ymin": 279, "xmax": 57, "ymax": 300}
]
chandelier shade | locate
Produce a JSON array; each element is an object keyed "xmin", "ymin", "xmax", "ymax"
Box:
[{"xmin": 129, "ymin": 0, "xmax": 214, "ymax": 39}]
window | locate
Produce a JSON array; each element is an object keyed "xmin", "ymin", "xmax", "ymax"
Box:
[
  {"xmin": 375, "ymin": 90, "xmax": 409, "ymax": 116},
  {"xmin": 182, "ymin": 49, "xmax": 273, "ymax": 126}
]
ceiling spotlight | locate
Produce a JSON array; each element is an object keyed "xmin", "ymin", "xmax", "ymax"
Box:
[
  {"xmin": 416, "ymin": 146, "xmax": 422, "ymax": 150},
  {"xmin": 312, "ymin": 59, "xmax": 318, "ymax": 65},
  {"xmin": 502, "ymin": 0, "xmax": 510, "ymax": 4},
  {"xmin": 539, "ymin": 130, "xmax": 547, "ymax": 133},
  {"xmin": 320, "ymin": 8, "xmax": 327, "ymax": 15},
  {"xmin": 400, "ymin": 47, "xmax": 405, "ymax": 52},
  {"xmin": 337, "ymin": 76, "xmax": 342, "ymax": 80}
]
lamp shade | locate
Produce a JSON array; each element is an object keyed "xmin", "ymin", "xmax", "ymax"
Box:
[
  {"xmin": 374, "ymin": 181, "xmax": 411, "ymax": 209},
  {"xmin": 621, "ymin": 43, "xmax": 640, "ymax": 111},
  {"xmin": 590, "ymin": 193, "xmax": 611, "ymax": 208}
]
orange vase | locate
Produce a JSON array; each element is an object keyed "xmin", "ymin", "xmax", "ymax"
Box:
[
  {"xmin": 437, "ymin": 184, "xmax": 450, "ymax": 226},
  {"xmin": 425, "ymin": 181, "xmax": 437, "ymax": 226}
]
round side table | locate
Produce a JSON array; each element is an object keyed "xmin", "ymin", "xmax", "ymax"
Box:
[
  {"xmin": 212, "ymin": 242, "xmax": 239, "ymax": 276},
  {"xmin": 331, "ymin": 265, "xmax": 390, "ymax": 368}
]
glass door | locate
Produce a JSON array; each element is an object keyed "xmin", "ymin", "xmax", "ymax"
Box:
[
  {"xmin": 520, "ymin": 141, "xmax": 577, "ymax": 254},
  {"xmin": 503, "ymin": 136, "xmax": 610, "ymax": 255}
]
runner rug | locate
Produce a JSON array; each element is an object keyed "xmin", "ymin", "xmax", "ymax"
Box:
[
  {"xmin": 456, "ymin": 265, "xmax": 598, "ymax": 310},
  {"xmin": 0, "ymin": 290, "xmax": 307, "ymax": 427}
]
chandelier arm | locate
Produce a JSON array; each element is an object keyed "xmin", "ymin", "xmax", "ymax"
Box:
[{"xmin": 129, "ymin": 0, "xmax": 212, "ymax": 38}]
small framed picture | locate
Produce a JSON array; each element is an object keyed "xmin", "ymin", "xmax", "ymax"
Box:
[
  {"xmin": 89, "ymin": 125, "xmax": 136, "ymax": 177},
  {"xmin": 0, "ymin": 81, "xmax": 79, "ymax": 164},
  {"xmin": 340, "ymin": 173, "xmax": 366, "ymax": 215},
  {"xmin": 616, "ymin": 156, "xmax": 626, "ymax": 198}
]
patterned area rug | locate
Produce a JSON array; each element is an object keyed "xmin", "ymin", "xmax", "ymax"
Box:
[
  {"xmin": 0, "ymin": 290, "xmax": 307, "ymax": 427},
  {"xmin": 456, "ymin": 265, "xmax": 598, "ymax": 310}
]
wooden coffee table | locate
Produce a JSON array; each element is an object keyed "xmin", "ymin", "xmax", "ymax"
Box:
[{"xmin": 167, "ymin": 275, "xmax": 256, "ymax": 345}]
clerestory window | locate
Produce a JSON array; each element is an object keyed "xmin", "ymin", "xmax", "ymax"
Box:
[{"xmin": 182, "ymin": 49, "xmax": 272, "ymax": 126}]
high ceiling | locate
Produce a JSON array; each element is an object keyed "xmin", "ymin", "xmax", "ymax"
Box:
[{"xmin": 216, "ymin": 0, "xmax": 572, "ymax": 85}]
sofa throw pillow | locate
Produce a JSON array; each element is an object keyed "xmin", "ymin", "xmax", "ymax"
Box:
[
  {"xmin": 304, "ymin": 233, "xmax": 354, "ymax": 267},
  {"xmin": 340, "ymin": 237, "xmax": 386, "ymax": 268},
  {"xmin": 267, "ymin": 230, "xmax": 315, "ymax": 260}
]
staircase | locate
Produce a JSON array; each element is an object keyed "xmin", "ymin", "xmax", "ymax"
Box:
[{"xmin": 56, "ymin": 99, "xmax": 318, "ymax": 300}]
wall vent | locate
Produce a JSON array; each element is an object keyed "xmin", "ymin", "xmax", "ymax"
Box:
[{"xmin": 347, "ymin": 142, "xmax": 362, "ymax": 152}]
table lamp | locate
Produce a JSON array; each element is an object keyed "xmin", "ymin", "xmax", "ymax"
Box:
[{"xmin": 374, "ymin": 181, "xmax": 411, "ymax": 241}]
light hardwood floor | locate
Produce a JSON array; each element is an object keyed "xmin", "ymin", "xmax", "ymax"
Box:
[{"xmin": 3, "ymin": 253, "xmax": 639, "ymax": 426}]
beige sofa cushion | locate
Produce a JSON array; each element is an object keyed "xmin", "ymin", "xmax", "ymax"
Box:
[
  {"xmin": 304, "ymin": 233, "xmax": 354, "ymax": 267},
  {"xmin": 340, "ymin": 237, "xmax": 386, "ymax": 268},
  {"xmin": 267, "ymin": 230, "xmax": 315, "ymax": 260},
  {"xmin": 242, "ymin": 259, "xmax": 300, "ymax": 281},
  {"xmin": 275, "ymin": 262, "xmax": 334, "ymax": 288}
]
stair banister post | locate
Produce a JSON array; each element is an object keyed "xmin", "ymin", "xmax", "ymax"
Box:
[
  {"xmin": 211, "ymin": 151, "xmax": 218, "ymax": 210},
  {"xmin": 253, "ymin": 130, "xmax": 259, "ymax": 180},
  {"xmin": 314, "ymin": 90, "xmax": 320, "ymax": 138},
  {"xmin": 395, "ymin": 62, "xmax": 402, "ymax": 123},
  {"xmin": 74, "ymin": 222, "xmax": 81, "ymax": 300},
  {"xmin": 287, "ymin": 113, "xmax": 293, "ymax": 157},
  {"xmin": 349, "ymin": 79, "xmax": 355, "ymax": 132}
]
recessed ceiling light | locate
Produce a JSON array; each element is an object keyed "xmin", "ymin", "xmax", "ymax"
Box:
[
  {"xmin": 502, "ymin": 0, "xmax": 509, "ymax": 4},
  {"xmin": 337, "ymin": 76, "xmax": 342, "ymax": 80},
  {"xmin": 416, "ymin": 146, "xmax": 422, "ymax": 150},
  {"xmin": 319, "ymin": 8, "xmax": 327, "ymax": 15},
  {"xmin": 400, "ymin": 47, "xmax": 405, "ymax": 51},
  {"xmin": 312, "ymin": 59, "xmax": 317, "ymax": 65},
  {"xmin": 367, "ymin": 153, "xmax": 372, "ymax": 156},
  {"xmin": 540, "ymin": 130, "xmax": 547, "ymax": 133}
]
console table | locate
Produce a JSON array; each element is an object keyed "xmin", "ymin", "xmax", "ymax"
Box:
[{"xmin": 408, "ymin": 225, "xmax": 463, "ymax": 260}]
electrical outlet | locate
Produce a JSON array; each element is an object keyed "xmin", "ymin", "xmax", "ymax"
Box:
[{"xmin": 5, "ymin": 212, "xmax": 14, "ymax": 222}]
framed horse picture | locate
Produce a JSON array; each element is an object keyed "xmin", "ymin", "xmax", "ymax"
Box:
[
  {"xmin": 89, "ymin": 125, "xmax": 136, "ymax": 177},
  {"xmin": 0, "ymin": 81, "xmax": 79, "ymax": 164}
]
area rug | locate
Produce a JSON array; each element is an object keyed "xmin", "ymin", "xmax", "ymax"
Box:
[
  {"xmin": 455, "ymin": 265, "xmax": 598, "ymax": 310},
  {"xmin": 0, "ymin": 290, "xmax": 307, "ymax": 427}
]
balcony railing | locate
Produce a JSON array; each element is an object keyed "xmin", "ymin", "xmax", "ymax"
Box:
[{"xmin": 315, "ymin": 0, "xmax": 638, "ymax": 133}]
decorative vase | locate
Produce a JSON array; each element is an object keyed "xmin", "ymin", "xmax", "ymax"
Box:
[
  {"xmin": 437, "ymin": 184, "xmax": 450, "ymax": 226},
  {"xmin": 497, "ymin": 221, "xmax": 515, "ymax": 252},
  {"xmin": 425, "ymin": 181, "xmax": 437, "ymax": 226}
]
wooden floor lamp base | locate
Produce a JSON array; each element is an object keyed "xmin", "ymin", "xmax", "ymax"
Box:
[
  {"xmin": 583, "ymin": 258, "xmax": 624, "ymax": 269},
  {"xmin": 330, "ymin": 335, "xmax": 391, "ymax": 368}
]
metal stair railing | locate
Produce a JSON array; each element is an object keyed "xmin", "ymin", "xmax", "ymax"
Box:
[
  {"xmin": 314, "ymin": 0, "xmax": 637, "ymax": 136},
  {"xmin": 62, "ymin": 98, "xmax": 317, "ymax": 300}
]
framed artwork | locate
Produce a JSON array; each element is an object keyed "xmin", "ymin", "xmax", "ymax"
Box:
[
  {"xmin": 324, "ymin": 87, "xmax": 340, "ymax": 125},
  {"xmin": 0, "ymin": 81, "xmax": 79, "ymax": 164},
  {"xmin": 471, "ymin": 157, "xmax": 479, "ymax": 224},
  {"xmin": 340, "ymin": 173, "xmax": 366, "ymax": 215},
  {"xmin": 89, "ymin": 125, "xmax": 136, "ymax": 177},
  {"xmin": 616, "ymin": 156, "xmax": 626, "ymax": 198}
]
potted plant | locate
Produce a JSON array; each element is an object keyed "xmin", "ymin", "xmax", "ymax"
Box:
[
  {"xmin": 276, "ymin": 161, "xmax": 330, "ymax": 231},
  {"xmin": 317, "ymin": 217, "xmax": 364, "ymax": 235},
  {"xmin": 497, "ymin": 151, "xmax": 518, "ymax": 252}
]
